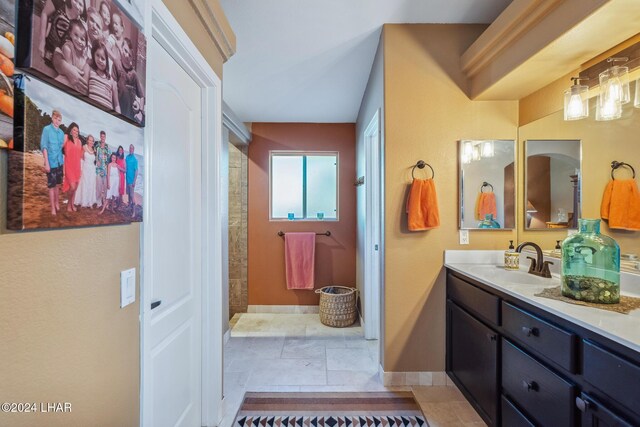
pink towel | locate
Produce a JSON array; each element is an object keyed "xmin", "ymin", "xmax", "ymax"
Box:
[{"xmin": 284, "ymin": 232, "xmax": 316, "ymax": 290}]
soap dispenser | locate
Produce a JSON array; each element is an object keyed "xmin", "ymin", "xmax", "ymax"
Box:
[{"xmin": 504, "ymin": 240, "xmax": 519, "ymax": 270}]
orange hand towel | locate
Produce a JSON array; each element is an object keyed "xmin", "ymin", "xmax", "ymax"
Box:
[
  {"xmin": 406, "ymin": 178, "xmax": 440, "ymax": 231},
  {"xmin": 475, "ymin": 192, "xmax": 497, "ymax": 220},
  {"xmin": 600, "ymin": 179, "xmax": 640, "ymax": 230}
]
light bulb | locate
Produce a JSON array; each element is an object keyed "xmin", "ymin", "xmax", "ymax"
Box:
[{"xmin": 596, "ymin": 94, "xmax": 622, "ymax": 121}]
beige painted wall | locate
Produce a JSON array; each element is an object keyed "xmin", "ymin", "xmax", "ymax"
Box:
[
  {"xmin": 382, "ymin": 24, "xmax": 518, "ymax": 372},
  {"xmin": 0, "ymin": 195, "xmax": 141, "ymax": 427},
  {"xmin": 0, "ymin": 2, "xmax": 230, "ymax": 425}
]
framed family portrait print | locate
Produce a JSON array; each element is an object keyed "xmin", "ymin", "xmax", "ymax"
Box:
[
  {"xmin": 0, "ymin": 0, "xmax": 15, "ymax": 148},
  {"xmin": 8, "ymin": 75, "xmax": 144, "ymax": 230},
  {"xmin": 16, "ymin": 0, "xmax": 147, "ymax": 127}
]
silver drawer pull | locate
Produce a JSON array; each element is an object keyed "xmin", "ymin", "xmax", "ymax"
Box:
[
  {"xmin": 522, "ymin": 326, "xmax": 539, "ymax": 337},
  {"xmin": 522, "ymin": 380, "xmax": 538, "ymax": 392},
  {"xmin": 575, "ymin": 397, "xmax": 593, "ymax": 412}
]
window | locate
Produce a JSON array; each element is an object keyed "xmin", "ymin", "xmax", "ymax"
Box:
[{"xmin": 270, "ymin": 152, "xmax": 338, "ymax": 220}]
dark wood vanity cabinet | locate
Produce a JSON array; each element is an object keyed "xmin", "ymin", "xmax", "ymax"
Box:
[
  {"xmin": 447, "ymin": 301, "xmax": 499, "ymax": 423},
  {"xmin": 446, "ymin": 270, "xmax": 640, "ymax": 427}
]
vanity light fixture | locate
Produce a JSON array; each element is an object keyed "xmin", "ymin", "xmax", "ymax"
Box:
[
  {"xmin": 481, "ymin": 141, "xmax": 495, "ymax": 158},
  {"xmin": 563, "ymin": 77, "xmax": 589, "ymax": 121},
  {"xmin": 635, "ymin": 78, "xmax": 640, "ymax": 108}
]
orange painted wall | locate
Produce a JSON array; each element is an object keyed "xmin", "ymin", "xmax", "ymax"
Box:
[{"xmin": 248, "ymin": 123, "xmax": 357, "ymax": 306}]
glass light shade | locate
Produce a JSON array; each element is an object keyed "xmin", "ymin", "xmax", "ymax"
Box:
[
  {"xmin": 599, "ymin": 65, "xmax": 630, "ymax": 105},
  {"xmin": 596, "ymin": 94, "xmax": 622, "ymax": 121},
  {"xmin": 481, "ymin": 141, "xmax": 494, "ymax": 158},
  {"xmin": 564, "ymin": 83, "xmax": 589, "ymax": 120},
  {"xmin": 463, "ymin": 141, "xmax": 473, "ymax": 156},
  {"xmin": 472, "ymin": 145, "xmax": 481, "ymax": 161},
  {"xmin": 635, "ymin": 79, "xmax": 640, "ymax": 108},
  {"xmin": 461, "ymin": 152, "xmax": 471, "ymax": 164}
]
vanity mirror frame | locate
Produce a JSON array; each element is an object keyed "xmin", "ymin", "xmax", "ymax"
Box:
[
  {"xmin": 458, "ymin": 139, "xmax": 517, "ymax": 231},
  {"xmin": 523, "ymin": 139, "xmax": 583, "ymax": 231}
]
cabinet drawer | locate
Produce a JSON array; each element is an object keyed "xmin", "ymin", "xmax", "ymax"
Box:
[
  {"xmin": 583, "ymin": 340, "xmax": 640, "ymax": 415},
  {"xmin": 502, "ymin": 302, "xmax": 577, "ymax": 373},
  {"xmin": 502, "ymin": 340, "xmax": 576, "ymax": 427},
  {"xmin": 576, "ymin": 393, "xmax": 635, "ymax": 427},
  {"xmin": 447, "ymin": 273, "xmax": 499, "ymax": 325},
  {"xmin": 501, "ymin": 396, "xmax": 535, "ymax": 427}
]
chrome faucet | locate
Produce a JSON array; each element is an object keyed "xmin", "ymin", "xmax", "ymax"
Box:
[{"xmin": 516, "ymin": 242, "xmax": 553, "ymax": 278}]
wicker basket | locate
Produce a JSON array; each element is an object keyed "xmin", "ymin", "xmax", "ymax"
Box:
[{"xmin": 315, "ymin": 286, "xmax": 357, "ymax": 328}]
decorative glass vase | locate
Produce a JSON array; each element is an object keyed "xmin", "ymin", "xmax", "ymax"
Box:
[
  {"xmin": 478, "ymin": 213, "xmax": 501, "ymax": 229},
  {"xmin": 561, "ymin": 219, "xmax": 620, "ymax": 304}
]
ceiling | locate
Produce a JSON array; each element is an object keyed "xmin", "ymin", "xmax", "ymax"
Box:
[{"xmin": 220, "ymin": 0, "xmax": 512, "ymax": 123}]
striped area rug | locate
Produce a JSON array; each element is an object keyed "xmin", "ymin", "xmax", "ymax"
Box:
[{"xmin": 233, "ymin": 392, "xmax": 428, "ymax": 427}]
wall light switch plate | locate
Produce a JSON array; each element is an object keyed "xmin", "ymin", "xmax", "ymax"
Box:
[
  {"xmin": 459, "ymin": 230, "xmax": 470, "ymax": 245},
  {"xmin": 120, "ymin": 268, "xmax": 136, "ymax": 308}
]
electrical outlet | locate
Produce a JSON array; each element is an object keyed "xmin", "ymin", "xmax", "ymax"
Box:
[{"xmin": 459, "ymin": 229, "xmax": 470, "ymax": 245}]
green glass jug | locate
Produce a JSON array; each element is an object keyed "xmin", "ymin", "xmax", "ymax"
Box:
[
  {"xmin": 478, "ymin": 213, "xmax": 501, "ymax": 229},
  {"xmin": 561, "ymin": 219, "xmax": 620, "ymax": 304}
]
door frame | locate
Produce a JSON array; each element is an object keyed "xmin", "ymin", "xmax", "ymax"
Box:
[
  {"xmin": 141, "ymin": 1, "xmax": 224, "ymax": 426},
  {"xmin": 363, "ymin": 109, "xmax": 382, "ymax": 341}
]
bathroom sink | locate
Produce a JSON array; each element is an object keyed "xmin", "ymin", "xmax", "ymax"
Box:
[{"xmin": 463, "ymin": 264, "xmax": 557, "ymax": 286}]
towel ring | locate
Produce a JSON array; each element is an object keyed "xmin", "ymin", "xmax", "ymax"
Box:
[
  {"xmin": 611, "ymin": 161, "xmax": 635, "ymax": 179},
  {"xmin": 480, "ymin": 182, "xmax": 494, "ymax": 193},
  {"xmin": 411, "ymin": 160, "xmax": 435, "ymax": 179}
]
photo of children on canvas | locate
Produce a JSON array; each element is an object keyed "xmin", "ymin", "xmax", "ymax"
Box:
[
  {"xmin": 8, "ymin": 76, "xmax": 144, "ymax": 230},
  {"xmin": 19, "ymin": 0, "xmax": 146, "ymax": 126},
  {"xmin": 0, "ymin": 0, "xmax": 15, "ymax": 149}
]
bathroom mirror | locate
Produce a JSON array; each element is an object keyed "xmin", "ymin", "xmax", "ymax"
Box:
[
  {"xmin": 524, "ymin": 140, "xmax": 581, "ymax": 230},
  {"xmin": 459, "ymin": 139, "xmax": 516, "ymax": 230},
  {"xmin": 518, "ymin": 80, "xmax": 640, "ymax": 256}
]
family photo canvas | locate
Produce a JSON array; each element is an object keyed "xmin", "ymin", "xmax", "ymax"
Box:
[
  {"xmin": 8, "ymin": 75, "xmax": 144, "ymax": 230},
  {"xmin": 0, "ymin": 0, "xmax": 15, "ymax": 148},
  {"xmin": 16, "ymin": 0, "xmax": 147, "ymax": 127}
]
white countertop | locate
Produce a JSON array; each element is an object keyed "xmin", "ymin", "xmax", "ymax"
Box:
[{"xmin": 444, "ymin": 250, "xmax": 640, "ymax": 354}]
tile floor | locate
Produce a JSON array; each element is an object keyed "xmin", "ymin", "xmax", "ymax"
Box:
[{"xmin": 220, "ymin": 313, "xmax": 486, "ymax": 427}]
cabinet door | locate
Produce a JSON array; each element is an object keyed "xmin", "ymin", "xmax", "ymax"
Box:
[
  {"xmin": 576, "ymin": 394, "xmax": 634, "ymax": 427},
  {"xmin": 448, "ymin": 301, "xmax": 499, "ymax": 424}
]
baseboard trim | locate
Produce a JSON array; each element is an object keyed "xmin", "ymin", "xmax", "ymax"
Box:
[
  {"xmin": 378, "ymin": 366, "xmax": 455, "ymax": 387},
  {"xmin": 247, "ymin": 305, "xmax": 319, "ymax": 314}
]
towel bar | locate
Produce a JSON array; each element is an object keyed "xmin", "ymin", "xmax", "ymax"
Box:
[{"xmin": 278, "ymin": 231, "xmax": 331, "ymax": 237}]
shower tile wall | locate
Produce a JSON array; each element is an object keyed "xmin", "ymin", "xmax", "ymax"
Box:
[{"xmin": 229, "ymin": 142, "xmax": 248, "ymax": 318}]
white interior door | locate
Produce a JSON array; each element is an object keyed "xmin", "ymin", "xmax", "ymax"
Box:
[
  {"xmin": 364, "ymin": 110, "xmax": 381, "ymax": 340},
  {"xmin": 142, "ymin": 37, "xmax": 203, "ymax": 427}
]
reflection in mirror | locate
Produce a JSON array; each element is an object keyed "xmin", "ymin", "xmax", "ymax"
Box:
[
  {"xmin": 459, "ymin": 140, "xmax": 516, "ymax": 230},
  {"xmin": 525, "ymin": 140, "xmax": 581, "ymax": 230}
]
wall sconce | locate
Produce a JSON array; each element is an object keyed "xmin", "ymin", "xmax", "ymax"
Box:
[
  {"xmin": 564, "ymin": 77, "xmax": 589, "ymax": 120},
  {"xmin": 635, "ymin": 78, "xmax": 640, "ymax": 108}
]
